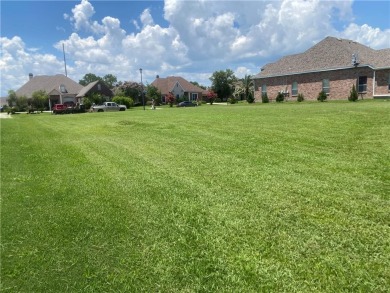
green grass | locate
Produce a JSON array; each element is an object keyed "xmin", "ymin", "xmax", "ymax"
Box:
[{"xmin": 1, "ymin": 100, "xmax": 389, "ymax": 292}]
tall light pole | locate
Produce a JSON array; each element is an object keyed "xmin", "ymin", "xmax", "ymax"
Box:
[{"xmin": 139, "ymin": 68, "xmax": 145, "ymax": 110}]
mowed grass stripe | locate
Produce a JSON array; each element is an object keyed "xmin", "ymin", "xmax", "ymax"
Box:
[{"xmin": 1, "ymin": 100, "xmax": 389, "ymax": 291}]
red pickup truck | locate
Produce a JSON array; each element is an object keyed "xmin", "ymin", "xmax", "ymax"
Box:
[{"xmin": 52, "ymin": 104, "xmax": 67, "ymax": 114}]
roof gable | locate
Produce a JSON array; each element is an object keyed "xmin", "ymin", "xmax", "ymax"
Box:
[
  {"xmin": 255, "ymin": 36, "xmax": 390, "ymax": 78},
  {"xmin": 76, "ymin": 80, "xmax": 113, "ymax": 98},
  {"xmin": 151, "ymin": 76, "xmax": 204, "ymax": 95}
]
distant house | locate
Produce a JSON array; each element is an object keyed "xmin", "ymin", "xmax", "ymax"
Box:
[
  {"xmin": 252, "ymin": 36, "xmax": 390, "ymax": 101},
  {"xmin": 151, "ymin": 76, "xmax": 204, "ymax": 102},
  {"xmin": 76, "ymin": 80, "xmax": 113, "ymax": 104},
  {"xmin": 15, "ymin": 74, "xmax": 83, "ymax": 106}
]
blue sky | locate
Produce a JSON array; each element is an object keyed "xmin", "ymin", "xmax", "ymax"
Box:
[{"xmin": 1, "ymin": 0, "xmax": 389, "ymax": 97}]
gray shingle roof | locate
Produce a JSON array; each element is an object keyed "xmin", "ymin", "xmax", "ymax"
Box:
[
  {"xmin": 15, "ymin": 74, "xmax": 83, "ymax": 98},
  {"xmin": 76, "ymin": 80, "xmax": 99, "ymax": 98},
  {"xmin": 254, "ymin": 36, "xmax": 390, "ymax": 78}
]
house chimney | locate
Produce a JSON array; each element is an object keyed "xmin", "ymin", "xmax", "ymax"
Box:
[
  {"xmin": 29, "ymin": 73, "xmax": 33, "ymax": 80},
  {"xmin": 156, "ymin": 75, "xmax": 159, "ymax": 78}
]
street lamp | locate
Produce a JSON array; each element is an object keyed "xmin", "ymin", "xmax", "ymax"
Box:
[{"xmin": 139, "ymin": 68, "xmax": 145, "ymax": 110}]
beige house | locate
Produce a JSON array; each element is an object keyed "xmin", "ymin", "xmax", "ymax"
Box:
[
  {"xmin": 15, "ymin": 74, "xmax": 83, "ymax": 105},
  {"xmin": 151, "ymin": 76, "xmax": 204, "ymax": 102},
  {"xmin": 253, "ymin": 36, "xmax": 390, "ymax": 101}
]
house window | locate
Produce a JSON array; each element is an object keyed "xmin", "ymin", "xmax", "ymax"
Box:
[
  {"xmin": 191, "ymin": 93, "xmax": 198, "ymax": 101},
  {"xmin": 322, "ymin": 79, "xmax": 330, "ymax": 94},
  {"xmin": 97, "ymin": 84, "xmax": 101, "ymax": 91},
  {"xmin": 261, "ymin": 84, "xmax": 267, "ymax": 95},
  {"xmin": 292, "ymin": 82, "xmax": 298, "ymax": 96},
  {"xmin": 358, "ymin": 76, "xmax": 367, "ymax": 92},
  {"xmin": 388, "ymin": 74, "xmax": 390, "ymax": 91}
]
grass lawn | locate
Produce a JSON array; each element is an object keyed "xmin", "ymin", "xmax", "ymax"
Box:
[{"xmin": 1, "ymin": 100, "xmax": 389, "ymax": 292}]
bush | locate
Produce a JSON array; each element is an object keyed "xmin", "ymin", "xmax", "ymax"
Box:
[
  {"xmin": 227, "ymin": 97, "xmax": 237, "ymax": 104},
  {"xmin": 297, "ymin": 93, "xmax": 304, "ymax": 102},
  {"xmin": 348, "ymin": 84, "xmax": 358, "ymax": 102},
  {"xmin": 317, "ymin": 91, "xmax": 327, "ymax": 102},
  {"xmin": 246, "ymin": 92, "xmax": 255, "ymax": 104},
  {"xmin": 276, "ymin": 92, "xmax": 285, "ymax": 103},
  {"xmin": 113, "ymin": 96, "xmax": 134, "ymax": 108},
  {"xmin": 262, "ymin": 93, "xmax": 269, "ymax": 103}
]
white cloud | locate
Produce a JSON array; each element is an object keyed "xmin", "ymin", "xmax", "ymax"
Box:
[
  {"xmin": 0, "ymin": 36, "xmax": 63, "ymax": 95},
  {"xmin": 341, "ymin": 23, "xmax": 390, "ymax": 49},
  {"xmin": 140, "ymin": 9, "xmax": 154, "ymax": 27}
]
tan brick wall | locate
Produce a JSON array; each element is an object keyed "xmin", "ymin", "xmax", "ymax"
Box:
[{"xmin": 254, "ymin": 67, "xmax": 389, "ymax": 102}]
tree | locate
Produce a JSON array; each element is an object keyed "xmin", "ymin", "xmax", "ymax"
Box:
[
  {"xmin": 165, "ymin": 92, "xmax": 175, "ymax": 107},
  {"xmin": 7, "ymin": 90, "xmax": 17, "ymax": 107},
  {"xmin": 206, "ymin": 90, "xmax": 217, "ymax": 105},
  {"xmin": 348, "ymin": 84, "xmax": 358, "ymax": 102},
  {"xmin": 190, "ymin": 81, "xmax": 206, "ymax": 90},
  {"xmin": 102, "ymin": 74, "xmax": 117, "ymax": 89},
  {"xmin": 79, "ymin": 73, "xmax": 102, "ymax": 86},
  {"xmin": 113, "ymin": 81, "xmax": 142, "ymax": 104},
  {"xmin": 210, "ymin": 69, "xmax": 237, "ymax": 101},
  {"xmin": 31, "ymin": 90, "xmax": 49, "ymax": 110},
  {"xmin": 146, "ymin": 85, "xmax": 161, "ymax": 105},
  {"xmin": 16, "ymin": 95, "xmax": 28, "ymax": 111},
  {"xmin": 233, "ymin": 74, "xmax": 254, "ymax": 103}
]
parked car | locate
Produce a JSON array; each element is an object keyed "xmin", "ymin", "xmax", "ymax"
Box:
[
  {"xmin": 177, "ymin": 101, "xmax": 196, "ymax": 107},
  {"xmin": 92, "ymin": 102, "xmax": 126, "ymax": 112},
  {"xmin": 52, "ymin": 104, "xmax": 67, "ymax": 114}
]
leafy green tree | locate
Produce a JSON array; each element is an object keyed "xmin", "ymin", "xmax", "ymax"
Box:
[
  {"xmin": 16, "ymin": 95, "xmax": 28, "ymax": 111},
  {"xmin": 7, "ymin": 90, "xmax": 17, "ymax": 107},
  {"xmin": 348, "ymin": 84, "xmax": 358, "ymax": 102},
  {"xmin": 79, "ymin": 73, "xmax": 102, "ymax": 86},
  {"xmin": 31, "ymin": 90, "xmax": 49, "ymax": 110},
  {"xmin": 242, "ymin": 75, "xmax": 254, "ymax": 103},
  {"xmin": 210, "ymin": 69, "xmax": 237, "ymax": 101},
  {"xmin": 190, "ymin": 81, "xmax": 206, "ymax": 90},
  {"xmin": 102, "ymin": 74, "xmax": 117, "ymax": 89},
  {"xmin": 146, "ymin": 85, "xmax": 162, "ymax": 105},
  {"xmin": 113, "ymin": 81, "xmax": 142, "ymax": 104}
]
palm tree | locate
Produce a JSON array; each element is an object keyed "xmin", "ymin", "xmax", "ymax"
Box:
[
  {"xmin": 242, "ymin": 74, "xmax": 254, "ymax": 102},
  {"xmin": 233, "ymin": 75, "xmax": 254, "ymax": 102}
]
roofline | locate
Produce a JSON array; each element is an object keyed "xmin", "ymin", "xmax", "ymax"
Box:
[{"xmin": 253, "ymin": 64, "xmax": 390, "ymax": 80}]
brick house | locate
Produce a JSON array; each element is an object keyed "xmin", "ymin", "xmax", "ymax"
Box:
[
  {"xmin": 151, "ymin": 76, "xmax": 204, "ymax": 102},
  {"xmin": 76, "ymin": 80, "xmax": 113, "ymax": 104},
  {"xmin": 253, "ymin": 36, "xmax": 390, "ymax": 101}
]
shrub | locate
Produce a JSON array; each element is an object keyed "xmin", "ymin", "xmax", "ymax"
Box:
[
  {"xmin": 227, "ymin": 97, "xmax": 237, "ymax": 104},
  {"xmin": 317, "ymin": 91, "xmax": 327, "ymax": 102},
  {"xmin": 113, "ymin": 96, "xmax": 134, "ymax": 108},
  {"xmin": 348, "ymin": 84, "xmax": 358, "ymax": 102},
  {"xmin": 297, "ymin": 93, "xmax": 304, "ymax": 102},
  {"xmin": 262, "ymin": 93, "xmax": 269, "ymax": 103},
  {"xmin": 276, "ymin": 92, "xmax": 285, "ymax": 103},
  {"xmin": 246, "ymin": 92, "xmax": 255, "ymax": 104}
]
